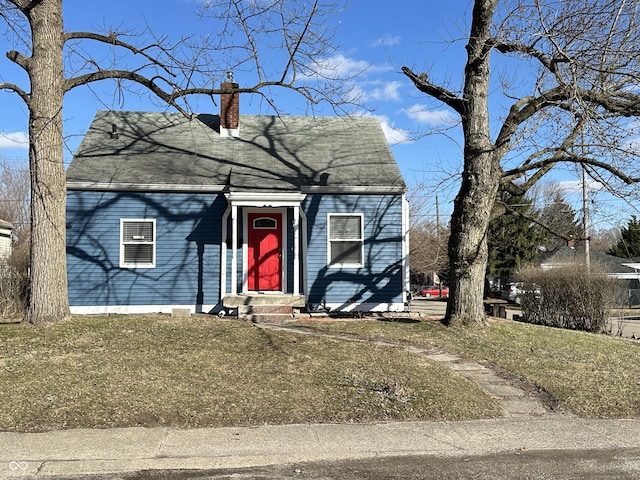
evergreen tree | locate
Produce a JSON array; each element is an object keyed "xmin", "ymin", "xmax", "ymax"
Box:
[
  {"xmin": 538, "ymin": 193, "xmax": 581, "ymax": 252},
  {"xmin": 608, "ymin": 216, "xmax": 640, "ymax": 259},
  {"xmin": 487, "ymin": 194, "xmax": 544, "ymax": 283}
]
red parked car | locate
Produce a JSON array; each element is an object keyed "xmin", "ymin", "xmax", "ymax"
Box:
[{"xmin": 420, "ymin": 285, "xmax": 449, "ymax": 298}]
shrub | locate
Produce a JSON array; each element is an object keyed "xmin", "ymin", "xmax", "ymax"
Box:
[
  {"xmin": 517, "ymin": 264, "xmax": 619, "ymax": 334},
  {"xmin": 0, "ymin": 241, "xmax": 29, "ymax": 319}
]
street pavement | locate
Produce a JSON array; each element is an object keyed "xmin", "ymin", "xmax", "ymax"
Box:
[{"xmin": 2, "ymin": 417, "xmax": 640, "ymax": 479}]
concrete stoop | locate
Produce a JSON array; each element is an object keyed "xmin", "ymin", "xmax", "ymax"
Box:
[
  {"xmin": 223, "ymin": 294, "xmax": 306, "ymax": 323},
  {"xmin": 239, "ymin": 305, "xmax": 294, "ymax": 323}
]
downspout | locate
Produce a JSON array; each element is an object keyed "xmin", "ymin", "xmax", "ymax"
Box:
[{"xmin": 402, "ymin": 193, "xmax": 410, "ymax": 305}]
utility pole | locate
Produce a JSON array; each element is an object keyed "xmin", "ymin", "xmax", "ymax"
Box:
[
  {"xmin": 436, "ymin": 195, "xmax": 442, "ymax": 288},
  {"xmin": 582, "ymin": 165, "xmax": 591, "ymax": 271},
  {"xmin": 436, "ymin": 195, "xmax": 441, "ymax": 242}
]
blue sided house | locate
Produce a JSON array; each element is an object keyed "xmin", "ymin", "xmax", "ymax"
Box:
[{"xmin": 66, "ymin": 82, "xmax": 409, "ymax": 317}]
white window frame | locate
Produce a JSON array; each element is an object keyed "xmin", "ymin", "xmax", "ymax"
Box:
[
  {"xmin": 327, "ymin": 213, "xmax": 364, "ymax": 268},
  {"xmin": 120, "ymin": 218, "xmax": 156, "ymax": 268}
]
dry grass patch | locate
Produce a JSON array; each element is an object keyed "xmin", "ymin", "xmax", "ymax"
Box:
[
  {"xmin": 0, "ymin": 315, "xmax": 499, "ymax": 432},
  {"xmin": 301, "ymin": 318, "xmax": 640, "ymax": 418}
]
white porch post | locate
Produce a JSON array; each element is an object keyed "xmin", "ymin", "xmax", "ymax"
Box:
[
  {"xmin": 293, "ymin": 205, "xmax": 300, "ymax": 295},
  {"xmin": 300, "ymin": 208, "xmax": 308, "ymax": 296},
  {"xmin": 231, "ymin": 204, "xmax": 238, "ymax": 295},
  {"xmin": 220, "ymin": 206, "xmax": 231, "ymax": 299}
]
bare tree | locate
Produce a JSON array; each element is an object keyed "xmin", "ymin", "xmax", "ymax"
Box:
[
  {"xmin": 402, "ymin": 0, "xmax": 640, "ymax": 326},
  {"xmin": 588, "ymin": 227, "xmax": 620, "ymax": 253},
  {"xmin": 0, "ymin": 159, "xmax": 29, "ymax": 240},
  {"xmin": 0, "ymin": 159, "xmax": 29, "ymax": 318},
  {"xmin": 409, "ymin": 220, "xmax": 449, "ymax": 284},
  {"xmin": 407, "ymin": 186, "xmax": 449, "ymax": 287},
  {"xmin": 0, "ymin": 0, "xmax": 350, "ymax": 325}
]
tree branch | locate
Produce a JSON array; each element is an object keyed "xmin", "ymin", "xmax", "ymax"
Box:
[
  {"xmin": 0, "ymin": 82, "xmax": 30, "ymax": 105},
  {"xmin": 501, "ymin": 116, "xmax": 587, "ymax": 195},
  {"xmin": 280, "ymin": 0, "xmax": 318, "ymax": 85},
  {"xmin": 503, "ymin": 153, "xmax": 640, "ymax": 186},
  {"xmin": 494, "ymin": 86, "xmax": 568, "ymax": 154},
  {"xmin": 578, "ymin": 88, "xmax": 640, "ymax": 117},
  {"xmin": 500, "ymin": 201, "xmax": 583, "ymax": 243},
  {"xmin": 64, "ymin": 70, "xmax": 190, "ymax": 116},
  {"xmin": 5, "ymin": 0, "xmax": 30, "ymax": 10},
  {"xmin": 6, "ymin": 49, "xmax": 29, "ymax": 72},
  {"xmin": 401, "ymin": 66, "xmax": 465, "ymax": 115},
  {"xmin": 494, "ymin": 41, "xmax": 569, "ymax": 76},
  {"xmin": 64, "ymin": 31, "xmax": 176, "ymax": 77},
  {"xmin": 64, "ymin": 69, "xmax": 297, "ymax": 118}
]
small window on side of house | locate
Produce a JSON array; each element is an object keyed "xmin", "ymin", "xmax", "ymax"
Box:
[
  {"xmin": 328, "ymin": 214, "xmax": 363, "ymax": 267},
  {"xmin": 120, "ymin": 219, "xmax": 156, "ymax": 268}
]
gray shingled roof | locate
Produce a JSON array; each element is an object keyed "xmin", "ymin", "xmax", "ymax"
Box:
[
  {"xmin": 540, "ymin": 246, "xmax": 636, "ymax": 274},
  {"xmin": 66, "ymin": 111, "xmax": 406, "ymax": 192}
]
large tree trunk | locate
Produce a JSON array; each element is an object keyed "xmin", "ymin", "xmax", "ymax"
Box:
[
  {"xmin": 25, "ymin": 0, "xmax": 70, "ymax": 325},
  {"xmin": 444, "ymin": 0, "xmax": 499, "ymax": 327}
]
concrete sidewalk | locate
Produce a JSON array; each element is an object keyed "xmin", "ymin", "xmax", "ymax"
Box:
[{"xmin": 2, "ymin": 417, "xmax": 640, "ymax": 478}]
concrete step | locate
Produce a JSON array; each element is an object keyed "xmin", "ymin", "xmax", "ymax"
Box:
[
  {"xmin": 246, "ymin": 313, "xmax": 295, "ymax": 323},
  {"xmin": 238, "ymin": 304, "xmax": 296, "ymax": 323}
]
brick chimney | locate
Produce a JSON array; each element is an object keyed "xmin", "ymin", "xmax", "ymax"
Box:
[{"xmin": 220, "ymin": 71, "xmax": 239, "ymax": 138}]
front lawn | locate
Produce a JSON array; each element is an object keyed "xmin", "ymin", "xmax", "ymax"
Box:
[
  {"xmin": 0, "ymin": 315, "xmax": 499, "ymax": 432},
  {"xmin": 300, "ymin": 318, "xmax": 640, "ymax": 418}
]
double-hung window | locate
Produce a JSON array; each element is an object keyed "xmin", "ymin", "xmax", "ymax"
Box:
[
  {"xmin": 120, "ymin": 219, "xmax": 156, "ymax": 268},
  {"xmin": 328, "ymin": 214, "xmax": 363, "ymax": 267}
]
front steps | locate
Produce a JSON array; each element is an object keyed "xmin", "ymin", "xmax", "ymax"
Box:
[
  {"xmin": 240, "ymin": 304, "xmax": 295, "ymax": 323},
  {"xmin": 222, "ymin": 294, "xmax": 306, "ymax": 323}
]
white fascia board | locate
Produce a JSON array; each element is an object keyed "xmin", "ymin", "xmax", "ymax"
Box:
[
  {"xmin": 67, "ymin": 183, "xmax": 407, "ymax": 195},
  {"xmin": 225, "ymin": 191, "xmax": 307, "ymax": 206},
  {"xmin": 302, "ymin": 185, "xmax": 406, "ymax": 194}
]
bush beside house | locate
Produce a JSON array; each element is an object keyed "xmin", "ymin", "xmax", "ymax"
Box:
[{"xmin": 517, "ymin": 264, "xmax": 619, "ymax": 334}]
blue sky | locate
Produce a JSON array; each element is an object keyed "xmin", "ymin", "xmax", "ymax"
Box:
[{"xmin": 0, "ymin": 0, "xmax": 637, "ymax": 232}]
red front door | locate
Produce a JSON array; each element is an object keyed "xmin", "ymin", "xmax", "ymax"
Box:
[{"xmin": 247, "ymin": 212, "xmax": 282, "ymax": 291}]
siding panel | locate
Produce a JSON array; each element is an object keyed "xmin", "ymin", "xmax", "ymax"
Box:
[
  {"xmin": 304, "ymin": 194, "xmax": 403, "ymax": 309},
  {"xmin": 67, "ymin": 191, "xmax": 225, "ymax": 309}
]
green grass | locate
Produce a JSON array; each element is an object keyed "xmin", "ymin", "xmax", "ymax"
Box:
[
  {"xmin": 0, "ymin": 315, "xmax": 500, "ymax": 432},
  {"xmin": 299, "ymin": 318, "xmax": 640, "ymax": 418}
]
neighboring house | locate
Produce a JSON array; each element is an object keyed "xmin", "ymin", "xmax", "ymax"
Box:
[
  {"xmin": 66, "ymin": 81, "xmax": 409, "ymax": 316},
  {"xmin": 0, "ymin": 219, "xmax": 13, "ymax": 262},
  {"xmin": 540, "ymin": 246, "xmax": 640, "ymax": 304},
  {"xmin": 539, "ymin": 246, "xmax": 637, "ymax": 277}
]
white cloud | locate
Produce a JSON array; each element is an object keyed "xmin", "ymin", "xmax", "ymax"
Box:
[
  {"xmin": 372, "ymin": 35, "xmax": 401, "ymax": 47},
  {"xmin": 404, "ymin": 104, "xmax": 457, "ymax": 127},
  {"xmin": 0, "ymin": 132, "xmax": 28, "ymax": 150},
  {"xmin": 309, "ymin": 54, "xmax": 391, "ymax": 80},
  {"xmin": 363, "ymin": 81, "xmax": 403, "ymax": 102},
  {"xmin": 625, "ymin": 136, "xmax": 640, "ymax": 153},
  {"xmin": 304, "ymin": 54, "xmax": 401, "ymax": 106},
  {"xmin": 556, "ymin": 179, "xmax": 604, "ymax": 196},
  {"xmin": 372, "ymin": 115, "xmax": 411, "ymax": 145}
]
